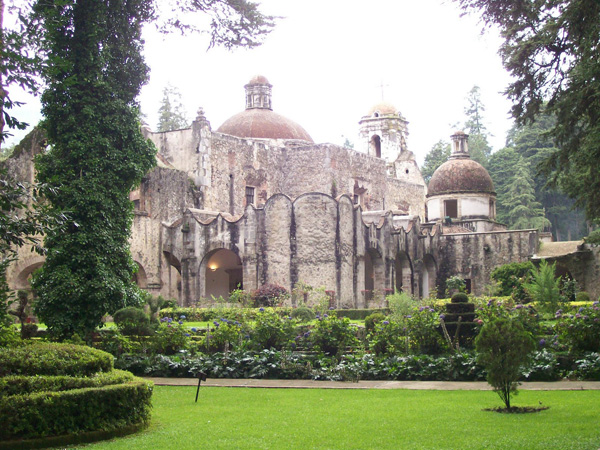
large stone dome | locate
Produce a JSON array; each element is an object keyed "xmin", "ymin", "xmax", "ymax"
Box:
[
  {"xmin": 428, "ymin": 158, "xmax": 494, "ymax": 196},
  {"xmin": 216, "ymin": 76, "xmax": 313, "ymax": 142},
  {"xmin": 217, "ymin": 109, "xmax": 314, "ymax": 142}
]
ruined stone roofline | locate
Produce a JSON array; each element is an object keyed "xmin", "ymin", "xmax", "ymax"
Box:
[
  {"xmin": 439, "ymin": 228, "xmax": 539, "ymax": 236},
  {"xmin": 386, "ymin": 177, "xmax": 427, "ymax": 188},
  {"xmin": 162, "ymin": 191, "xmax": 426, "ymax": 238},
  {"xmin": 212, "ymin": 131, "xmax": 315, "ymax": 148}
]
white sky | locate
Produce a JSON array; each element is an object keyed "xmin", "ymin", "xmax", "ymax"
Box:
[{"xmin": 7, "ymin": 0, "xmax": 513, "ymax": 164}]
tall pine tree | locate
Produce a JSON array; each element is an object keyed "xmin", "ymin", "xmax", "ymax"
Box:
[
  {"xmin": 157, "ymin": 85, "xmax": 189, "ymax": 132},
  {"xmin": 463, "ymin": 86, "xmax": 492, "ymax": 167},
  {"xmin": 504, "ymin": 158, "xmax": 551, "ymax": 231}
]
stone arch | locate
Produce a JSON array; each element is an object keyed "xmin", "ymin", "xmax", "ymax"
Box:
[
  {"xmin": 395, "ymin": 251, "xmax": 413, "ymax": 294},
  {"xmin": 370, "ymin": 134, "xmax": 382, "ymax": 158},
  {"xmin": 163, "ymin": 251, "xmax": 182, "ymax": 301},
  {"xmin": 200, "ymin": 248, "xmax": 243, "ymax": 301},
  {"xmin": 14, "ymin": 260, "xmax": 45, "ymax": 290},
  {"xmin": 132, "ymin": 261, "xmax": 147, "ymax": 289},
  {"xmin": 421, "ymin": 254, "xmax": 437, "ymax": 299}
]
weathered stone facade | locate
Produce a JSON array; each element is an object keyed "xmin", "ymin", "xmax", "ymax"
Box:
[{"xmin": 5, "ymin": 76, "xmax": 599, "ymax": 305}]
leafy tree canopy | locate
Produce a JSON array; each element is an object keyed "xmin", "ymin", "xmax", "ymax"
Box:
[{"xmin": 453, "ymin": 0, "xmax": 600, "ymax": 221}]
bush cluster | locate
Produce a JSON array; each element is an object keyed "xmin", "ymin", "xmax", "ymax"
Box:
[
  {"xmin": 0, "ymin": 343, "xmax": 152, "ymax": 443},
  {"xmin": 0, "ymin": 343, "xmax": 113, "ymax": 376}
]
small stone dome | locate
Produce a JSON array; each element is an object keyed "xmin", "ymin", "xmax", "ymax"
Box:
[
  {"xmin": 246, "ymin": 75, "xmax": 271, "ymax": 86},
  {"xmin": 217, "ymin": 75, "xmax": 313, "ymax": 142},
  {"xmin": 217, "ymin": 109, "xmax": 314, "ymax": 142},
  {"xmin": 367, "ymin": 102, "xmax": 398, "ymax": 116},
  {"xmin": 428, "ymin": 158, "xmax": 495, "ymax": 196}
]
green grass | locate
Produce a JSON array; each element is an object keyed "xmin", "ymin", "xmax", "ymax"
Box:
[{"xmin": 80, "ymin": 387, "xmax": 600, "ymax": 450}]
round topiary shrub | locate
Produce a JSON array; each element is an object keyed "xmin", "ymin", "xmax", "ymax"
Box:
[
  {"xmin": 113, "ymin": 306, "xmax": 153, "ymax": 335},
  {"xmin": 0, "ymin": 343, "xmax": 153, "ymax": 446},
  {"xmin": 575, "ymin": 291, "xmax": 591, "ymax": 303},
  {"xmin": 0, "ymin": 343, "xmax": 113, "ymax": 377},
  {"xmin": 451, "ymin": 292, "xmax": 469, "ymax": 303},
  {"xmin": 364, "ymin": 312, "xmax": 386, "ymax": 333},
  {"xmin": 252, "ymin": 283, "xmax": 288, "ymax": 307},
  {"xmin": 291, "ymin": 306, "xmax": 315, "ymax": 323}
]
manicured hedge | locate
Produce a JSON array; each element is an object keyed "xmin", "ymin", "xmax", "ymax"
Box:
[
  {"xmin": 0, "ymin": 370, "xmax": 134, "ymax": 396},
  {"xmin": 0, "ymin": 379, "xmax": 153, "ymax": 441},
  {"xmin": 335, "ymin": 309, "xmax": 389, "ymax": 320},
  {"xmin": 0, "ymin": 343, "xmax": 113, "ymax": 377}
]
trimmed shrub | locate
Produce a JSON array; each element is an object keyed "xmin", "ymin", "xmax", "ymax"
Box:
[
  {"xmin": 451, "ymin": 292, "xmax": 469, "ymax": 303},
  {"xmin": 364, "ymin": 312, "xmax": 386, "ymax": 333},
  {"xmin": 0, "ymin": 379, "xmax": 152, "ymax": 440},
  {"xmin": 290, "ymin": 306, "xmax": 315, "ymax": 323},
  {"xmin": 252, "ymin": 284, "xmax": 288, "ymax": 307},
  {"xmin": 335, "ymin": 308, "xmax": 388, "ymax": 320},
  {"xmin": 0, "ymin": 343, "xmax": 113, "ymax": 377},
  {"xmin": 0, "ymin": 370, "xmax": 134, "ymax": 396},
  {"xmin": 113, "ymin": 306, "xmax": 152, "ymax": 336},
  {"xmin": 576, "ymin": 291, "xmax": 591, "ymax": 303}
]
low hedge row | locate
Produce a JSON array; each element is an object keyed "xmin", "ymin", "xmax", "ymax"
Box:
[
  {"xmin": 159, "ymin": 306, "xmax": 388, "ymax": 322},
  {"xmin": 0, "ymin": 379, "xmax": 153, "ymax": 441},
  {"xmin": 335, "ymin": 309, "xmax": 389, "ymax": 320},
  {"xmin": 0, "ymin": 343, "xmax": 113, "ymax": 377},
  {"xmin": 0, "ymin": 370, "xmax": 134, "ymax": 396}
]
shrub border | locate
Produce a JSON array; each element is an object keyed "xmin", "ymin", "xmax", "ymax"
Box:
[{"xmin": 0, "ymin": 379, "xmax": 153, "ymax": 442}]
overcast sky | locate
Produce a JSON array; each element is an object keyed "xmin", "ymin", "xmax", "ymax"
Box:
[{"xmin": 7, "ymin": 0, "xmax": 513, "ymax": 164}]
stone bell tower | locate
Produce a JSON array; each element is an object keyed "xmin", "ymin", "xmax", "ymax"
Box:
[{"xmin": 358, "ymin": 102, "xmax": 409, "ymax": 163}]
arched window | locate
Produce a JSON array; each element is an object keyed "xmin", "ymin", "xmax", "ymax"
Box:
[{"xmin": 370, "ymin": 135, "xmax": 382, "ymax": 158}]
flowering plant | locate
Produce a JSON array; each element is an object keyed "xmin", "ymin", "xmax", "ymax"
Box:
[{"xmin": 556, "ymin": 302, "xmax": 600, "ymax": 354}]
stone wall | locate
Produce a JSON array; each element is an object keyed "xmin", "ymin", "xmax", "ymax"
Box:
[{"xmin": 436, "ymin": 229, "xmax": 538, "ymax": 296}]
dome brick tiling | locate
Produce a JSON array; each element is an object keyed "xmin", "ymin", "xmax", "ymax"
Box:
[
  {"xmin": 427, "ymin": 158, "xmax": 495, "ymax": 196},
  {"xmin": 217, "ymin": 109, "xmax": 314, "ymax": 142}
]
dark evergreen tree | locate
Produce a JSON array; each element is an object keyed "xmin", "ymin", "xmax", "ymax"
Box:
[
  {"xmin": 453, "ymin": 0, "xmax": 600, "ymax": 221},
  {"xmin": 463, "ymin": 86, "xmax": 491, "ymax": 167},
  {"xmin": 421, "ymin": 140, "xmax": 450, "ymax": 184},
  {"xmin": 504, "ymin": 158, "xmax": 551, "ymax": 231},
  {"xmin": 487, "ymin": 146, "xmax": 520, "ymax": 225},
  {"xmin": 509, "ymin": 114, "xmax": 587, "ymax": 240}
]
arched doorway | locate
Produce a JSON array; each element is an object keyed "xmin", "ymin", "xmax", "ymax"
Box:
[
  {"xmin": 421, "ymin": 254, "xmax": 437, "ymax": 299},
  {"xmin": 395, "ymin": 251, "xmax": 413, "ymax": 294},
  {"xmin": 203, "ymin": 249, "xmax": 243, "ymax": 301}
]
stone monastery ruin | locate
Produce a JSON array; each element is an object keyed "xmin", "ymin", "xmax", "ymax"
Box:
[{"xmin": 7, "ymin": 75, "xmax": 600, "ymax": 306}]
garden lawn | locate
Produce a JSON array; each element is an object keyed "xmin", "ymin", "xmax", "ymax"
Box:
[{"xmin": 82, "ymin": 386, "xmax": 599, "ymax": 450}]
